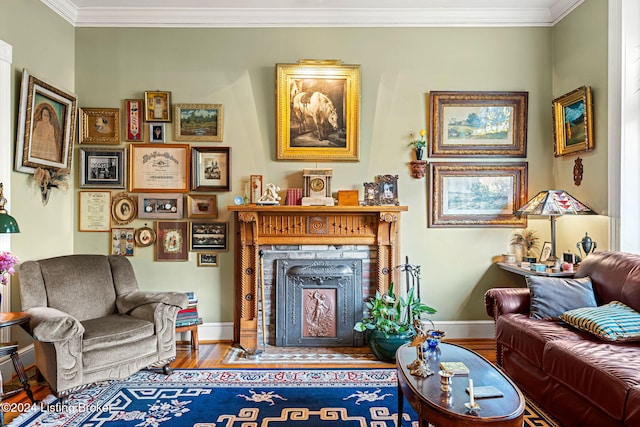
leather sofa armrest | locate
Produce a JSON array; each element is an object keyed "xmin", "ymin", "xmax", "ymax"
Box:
[
  {"xmin": 484, "ymin": 288, "xmax": 530, "ymax": 321},
  {"xmin": 25, "ymin": 306, "xmax": 85, "ymax": 342},
  {"xmin": 116, "ymin": 291, "xmax": 188, "ymax": 314}
]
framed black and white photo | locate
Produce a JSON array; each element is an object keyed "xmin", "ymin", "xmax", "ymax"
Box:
[
  {"xmin": 191, "ymin": 147, "xmax": 230, "ymax": 192},
  {"xmin": 376, "ymin": 175, "xmax": 399, "ymax": 206},
  {"xmin": 190, "ymin": 221, "xmax": 228, "ymax": 251},
  {"xmin": 79, "ymin": 148, "xmax": 126, "ymax": 189}
]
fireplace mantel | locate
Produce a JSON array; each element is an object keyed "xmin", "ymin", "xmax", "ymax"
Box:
[{"xmin": 228, "ymin": 204, "xmax": 408, "ymax": 350}]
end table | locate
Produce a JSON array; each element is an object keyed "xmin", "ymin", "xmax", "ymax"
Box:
[{"xmin": 0, "ymin": 312, "xmax": 34, "ymax": 403}]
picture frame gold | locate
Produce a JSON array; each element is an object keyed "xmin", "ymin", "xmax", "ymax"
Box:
[
  {"xmin": 123, "ymin": 99, "xmax": 144, "ymax": 142},
  {"xmin": 111, "ymin": 192, "xmax": 137, "ymax": 225},
  {"xmin": 429, "ymin": 91, "xmax": 528, "ymax": 158},
  {"xmin": 174, "ymin": 103, "xmax": 224, "ymax": 142},
  {"xmin": 144, "ymin": 90, "xmax": 171, "ymax": 122},
  {"xmin": 429, "ymin": 162, "xmax": 528, "ymax": 228},
  {"xmin": 134, "ymin": 225, "xmax": 156, "ymax": 247},
  {"xmin": 129, "ymin": 144, "xmax": 190, "ymax": 193},
  {"xmin": 79, "ymin": 107, "xmax": 120, "ymax": 144},
  {"xmin": 186, "ymin": 194, "xmax": 218, "ymax": 218},
  {"xmin": 552, "ymin": 86, "xmax": 594, "ymax": 157},
  {"xmin": 276, "ymin": 60, "xmax": 360, "ymax": 161},
  {"xmin": 197, "ymin": 252, "xmax": 219, "ymax": 267},
  {"xmin": 15, "ymin": 69, "xmax": 77, "ymax": 174}
]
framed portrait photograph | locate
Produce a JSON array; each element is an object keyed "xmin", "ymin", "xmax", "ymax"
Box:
[
  {"xmin": 429, "ymin": 162, "xmax": 528, "ymax": 228},
  {"xmin": 174, "ymin": 103, "xmax": 224, "ymax": 142},
  {"xmin": 15, "ymin": 69, "xmax": 77, "ymax": 174},
  {"xmin": 190, "ymin": 221, "xmax": 228, "ymax": 251},
  {"xmin": 78, "ymin": 191, "xmax": 111, "ymax": 232},
  {"xmin": 156, "ymin": 221, "xmax": 189, "ymax": 261},
  {"xmin": 79, "ymin": 107, "xmax": 120, "ymax": 144},
  {"xmin": 186, "ymin": 194, "xmax": 218, "ymax": 218},
  {"xmin": 250, "ymin": 175, "xmax": 263, "ymax": 204},
  {"xmin": 129, "ymin": 144, "xmax": 190, "ymax": 193},
  {"xmin": 197, "ymin": 252, "xmax": 219, "ymax": 267},
  {"xmin": 149, "ymin": 123, "xmax": 166, "ymax": 143},
  {"xmin": 79, "ymin": 147, "xmax": 126, "ymax": 189},
  {"xmin": 276, "ymin": 60, "xmax": 360, "ymax": 161},
  {"xmin": 111, "ymin": 228, "xmax": 135, "ymax": 256},
  {"xmin": 429, "ymin": 91, "xmax": 528, "ymax": 158},
  {"xmin": 134, "ymin": 225, "xmax": 156, "ymax": 247},
  {"xmin": 553, "ymin": 86, "xmax": 594, "ymax": 157},
  {"xmin": 191, "ymin": 146, "xmax": 230, "ymax": 192},
  {"xmin": 376, "ymin": 175, "xmax": 399, "ymax": 206},
  {"xmin": 138, "ymin": 193, "xmax": 183, "ymax": 219},
  {"xmin": 144, "ymin": 90, "xmax": 171, "ymax": 122},
  {"xmin": 539, "ymin": 241, "xmax": 552, "ymax": 262},
  {"xmin": 111, "ymin": 192, "xmax": 137, "ymax": 225},
  {"xmin": 363, "ymin": 182, "xmax": 378, "ymax": 206},
  {"xmin": 123, "ymin": 99, "xmax": 144, "ymax": 142}
]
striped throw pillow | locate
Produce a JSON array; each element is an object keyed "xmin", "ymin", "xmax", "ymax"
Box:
[{"xmin": 560, "ymin": 301, "xmax": 640, "ymax": 342}]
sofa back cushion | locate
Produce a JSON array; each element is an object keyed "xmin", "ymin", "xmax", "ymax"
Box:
[
  {"xmin": 526, "ymin": 275, "xmax": 597, "ymax": 320},
  {"xmin": 575, "ymin": 251, "xmax": 640, "ymax": 312},
  {"xmin": 21, "ymin": 255, "xmax": 118, "ymax": 321}
]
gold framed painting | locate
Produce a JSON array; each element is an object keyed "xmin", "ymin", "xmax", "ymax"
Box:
[
  {"xmin": 429, "ymin": 91, "xmax": 528, "ymax": 158},
  {"xmin": 276, "ymin": 60, "xmax": 360, "ymax": 161},
  {"xmin": 15, "ymin": 69, "xmax": 77, "ymax": 174},
  {"xmin": 129, "ymin": 144, "xmax": 190, "ymax": 193},
  {"xmin": 429, "ymin": 162, "xmax": 528, "ymax": 228},
  {"xmin": 79, "ymin": 107, "xmax": 120, "ymax": 144},
  {"xmin": 144, "ymin": 90, "xmax": 171, "ymax": 122},
  {"xmin": 174, "ymin": 103, "xmax": 224, "ymax": 142},
  {"xmin": 552, "ymin": 86, "xmax": 594, "ymax": 157}
]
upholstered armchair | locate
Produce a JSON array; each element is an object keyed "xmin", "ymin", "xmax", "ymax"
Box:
[{"xmin": 16, "ymin": 254, "xmax": 188, "ymax": 395}]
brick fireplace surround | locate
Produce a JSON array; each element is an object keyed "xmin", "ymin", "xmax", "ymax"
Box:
[{"xmin": 228, "ymin": 205, "xmax": 407, "ymax": 351}]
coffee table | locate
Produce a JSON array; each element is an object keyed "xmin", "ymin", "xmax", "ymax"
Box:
[{"xmin": 396, "ymin": 342, "xmax": 524, "ymax": 427}]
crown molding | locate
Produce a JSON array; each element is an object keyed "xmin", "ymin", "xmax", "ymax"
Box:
[{"xmin": 41, "ymin": 0, "xmax": 585, "ymax": 28}]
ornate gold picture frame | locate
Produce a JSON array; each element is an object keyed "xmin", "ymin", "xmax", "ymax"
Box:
[
  {"xmin": 552, "ymin": 86, "xmax": 594, "ymax": 157},
  {"xmin": 276, "ymin": 60, "xmax": 360, "ymax": 161},
  {"xmin": 79, "ymin": 107, "xmax": 120, "ymax": 144}
]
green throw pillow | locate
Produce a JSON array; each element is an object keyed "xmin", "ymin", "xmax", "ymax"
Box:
[{"xmin": 560, "ymin": 301, "xmax": 640, "ymax": 342}]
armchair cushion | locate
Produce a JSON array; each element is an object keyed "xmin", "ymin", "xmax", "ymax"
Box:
[
  {"xmin": 26, "ymin": 306, "xmax": 84, "ymax": 342},
  {"xmin": 81, "ymin": 314, "xmax": 155, "ymax": 352}
]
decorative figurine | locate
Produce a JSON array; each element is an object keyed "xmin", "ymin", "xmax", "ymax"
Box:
[
  {"xmin": 257, "ymin": 183, "xmax": 281, "ymax": 206},
  {"xmin": 577, "ymin": 232, "xmax": 597, "ymax": 258}
]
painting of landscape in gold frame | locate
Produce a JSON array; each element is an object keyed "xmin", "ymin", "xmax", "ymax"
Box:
[
  {"xmin": 552, "ymin": 86, "xmax": 593, "ymax": 157},
  {"xmin": 276, "ymin": 60, "xmax": 360, "ymax": 161}
]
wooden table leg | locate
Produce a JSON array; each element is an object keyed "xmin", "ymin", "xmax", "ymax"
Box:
[{"xmin": 10, "ymin": 351, "xmax": 34, "ymax": 403}]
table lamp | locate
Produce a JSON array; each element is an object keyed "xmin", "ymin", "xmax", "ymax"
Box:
[
  {"xmin": 515, "ymin": 190, "xmax": 595, "ymax": 261},
  {"xmin": 0, "ymin": 183, "xmax": 20, "ymax": 233}
]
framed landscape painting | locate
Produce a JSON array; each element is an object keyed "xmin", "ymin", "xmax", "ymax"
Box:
[
  {"xmin": 552, "ymin": 86, "xmax": 594, "ymax": 157},
  {"xmin": 429, "ymin": 162, "xmax": 528, "ymax": 228},
  {"xmin": 174, "ymin": 103, "xmax": 223, "ymax": 142}
]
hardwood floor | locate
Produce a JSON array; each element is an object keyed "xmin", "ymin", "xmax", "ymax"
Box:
[{"xmin": 1, "ymin": 338, "xmax": 496, "ymax": 424}]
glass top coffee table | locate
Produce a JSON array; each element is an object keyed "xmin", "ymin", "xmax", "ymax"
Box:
[{"xmin": 396, "ymin": 342, "xmax": 524, "ymax": 427}]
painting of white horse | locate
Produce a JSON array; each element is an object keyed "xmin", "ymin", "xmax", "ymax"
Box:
[{"xmin": 292, "ymin": 91, "xmax": 338, "ymax": 141}]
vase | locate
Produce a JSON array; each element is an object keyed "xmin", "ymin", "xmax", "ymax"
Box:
[
  {"xmin": 366, "ymin": 329, "xmax": 415, "ymax": 362},
  {"xmin": 415, "ymin": 148, "xmax": 424, "ymax": 161}
]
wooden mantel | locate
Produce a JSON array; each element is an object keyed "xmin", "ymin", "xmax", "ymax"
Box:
[{"xmin": 228, "ymin": 204, "xmax": 408, "ymax": 350}]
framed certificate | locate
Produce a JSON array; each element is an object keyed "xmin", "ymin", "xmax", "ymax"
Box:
[
  {"xmin": 129, "ymin": 144, "xmax": 190, "ymax": 193},
  {"xmin": 78, "ymin": 191, "xmax": 111, "ymax": 232}
]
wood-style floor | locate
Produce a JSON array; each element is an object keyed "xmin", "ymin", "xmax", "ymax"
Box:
[{"xmin": 1, "ymin": 338, "xmax": 496, "ymax": 424}]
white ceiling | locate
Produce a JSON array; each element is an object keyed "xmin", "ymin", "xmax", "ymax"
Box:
[{"xmin": 41, "ymin": 0, "xmax": 585, "ymax": 28}]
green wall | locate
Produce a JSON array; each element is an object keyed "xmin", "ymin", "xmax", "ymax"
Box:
[{"xmin": 0, "ymin": 0, "xmax": 609, "ymax": 326}]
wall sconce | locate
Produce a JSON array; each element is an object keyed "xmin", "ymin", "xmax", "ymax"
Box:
[{"xmin": 0, "ymin": 183, "xmax": 20, "ymax": 233}]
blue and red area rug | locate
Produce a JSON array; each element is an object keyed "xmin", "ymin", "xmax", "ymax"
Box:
[{"xmin": 10, "ymin": 369, "xmax": 417, "ymax": 427}]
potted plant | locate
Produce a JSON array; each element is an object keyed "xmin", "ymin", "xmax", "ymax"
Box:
[
  {"xmin": 408, "ymin": 130, "xmax": 427, "ymax": 160},
  {"xmin": 354, "ymin": 281, "xmax": 436, "ymax": 361}
]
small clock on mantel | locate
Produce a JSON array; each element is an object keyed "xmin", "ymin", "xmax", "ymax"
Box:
[{"xmin": 302, "ymin": 168, "xmax": 334, "ymax": 206}]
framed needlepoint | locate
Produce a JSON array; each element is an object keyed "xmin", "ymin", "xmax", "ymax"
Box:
[
  {"xmin": 123, "ymin": 99, "xmax": 144, "ymax": 142},
  {"xmin": 156, "ymin": 221, "xmax": 189, "ymax": 261}
]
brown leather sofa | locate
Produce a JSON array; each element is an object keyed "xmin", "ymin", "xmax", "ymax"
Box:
[{"xmin": 485, "ymin": 251, "xmax": 640, "ymax": 427}]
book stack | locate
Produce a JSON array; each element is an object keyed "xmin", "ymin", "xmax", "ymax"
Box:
[
  {"xmin": 176, "ymin": 291, "xmax": 201, "ymax": 327},
  {"xmin": 286, "ymin": 188, "xmax": 303, "ymax": 205}
]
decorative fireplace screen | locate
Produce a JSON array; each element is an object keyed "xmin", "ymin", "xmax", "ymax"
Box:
[{"xmin": 275, "ymin": 259, "xmax": 363, "ymax": 347}]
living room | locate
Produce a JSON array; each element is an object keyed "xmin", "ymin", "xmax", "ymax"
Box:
[{"xmin": 0, "ymin": 0, "xmax": 637, "ymax": 424}]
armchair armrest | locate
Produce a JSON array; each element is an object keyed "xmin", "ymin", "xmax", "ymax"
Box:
[
  {"xmin": 25, "ymin": 306, "xmax": 84, "ymax": 342},
  {"xmin": 484, "ymin": 288, "xmax": 530, "ymax": 321},
  {"xmin": 117, "ymin": 291, "xmax": 188, "ymax": 314}
]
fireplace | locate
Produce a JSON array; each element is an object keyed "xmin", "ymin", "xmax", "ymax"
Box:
[{"xmin": 274, "ymin": 259, "xmax": 363, "ymax": 347}]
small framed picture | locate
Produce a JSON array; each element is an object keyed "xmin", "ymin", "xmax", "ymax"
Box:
[
  {"xmin": 78, "ymin": 191, "xmax": 111, "ymax": 232},
  {"xmin": 250, "ymin": 175, "xmax": 263, "ymax": 204},
  {"xmin": 186, "ymin": 194, "xmax": 218, "ymax": 218},
  {"xmin": 79, "ymin": 107, "xmax": 120, "ymax": 144},
  {"xmin": 123, "ymin": 99, "xmax": 144, "ymax": 142},
  {"xmin": 539, "ymin": 241, "xmax": 552, "ymax": 262},
  {"xmin": 111, "ymin": 228, "xmax": 135, "ymax": 256},
  {"xmin": 111, "ymin": 192, "xmax": 137, "ymax": 225},
  {"xmin": 552, "ymin": 86, "xmax": 594, "ymax": 157},
  {"xmin": 138, "ymin": 193, "xmax": 183, "ymax": 219},
  {"xmin": 79, "ymin": 147, "xmax": 126, "ymax": 189},
  {"xmin": 363, "ymin": 182, "xmax": 378, "ymax": 206},
  {"xmin": 197, "ymin": 252, "xmax": 219, "ymax": 267},
  {"xmin": 174, "ymin": 103, "xmax": 224, "ymax": 142},
  {"xmin": 376, "ymin": 174, "xmax": 399, "ymax": 206},
  {"xmin": 190, "ymin": 221, "xmax": 228, "ymax": 251},
  {"xmin": 144, "ymin": 91, "xmax": 171, "ymax": 122},
  {"xmin": 191, "ymin": 146, "xmax": 231, "ymax": 192},
  {"xmin": 156, "ymin": 221, "xmax": 189, "ymax": 261},
  {"xmin": 149, "ymin": 123, "xmax": 166, "ymax": 143},
  {"xmin": 134, "ymin": 225, "xmax": 156, "ymax": 247}
]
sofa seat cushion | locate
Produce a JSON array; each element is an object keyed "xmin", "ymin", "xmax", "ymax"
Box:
[
  {"xmin": 81, "ymin": 314, "xmax": 154, "ymax": 352},
  {"xmin": 544, "ymin": 339, "xmax": 640, "ymax": 421},
  {"xmin": 496, "ymin": 313, "xmax": 586, "ymax": 368}
]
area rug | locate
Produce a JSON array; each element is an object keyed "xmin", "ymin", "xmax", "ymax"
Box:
[
  {"xmin": 9, "ymin": 369, "xmax": 559, "ymax": 427},
  {"xmin": 221, "ymin": 345, "xmax": 389, "ymax": 365}
]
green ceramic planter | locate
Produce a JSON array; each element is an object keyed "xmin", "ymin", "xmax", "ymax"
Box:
[{"xmin": 366, "ymin": 329, "xmax": 415, "ymax": 362}]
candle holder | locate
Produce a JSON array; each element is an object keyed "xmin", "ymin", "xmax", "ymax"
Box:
[
  {"xmin": 464, "ymin": 402, "xmax": 481, "ymax": 413},
  {"xmin": 439, "ymin": 370, "xmax": 454, "ymax": 392}
]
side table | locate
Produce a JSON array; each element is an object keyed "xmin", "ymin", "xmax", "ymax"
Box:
[{"xmin": 176, "ymin": 323, "xmax": 199, "ymax": 350}]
